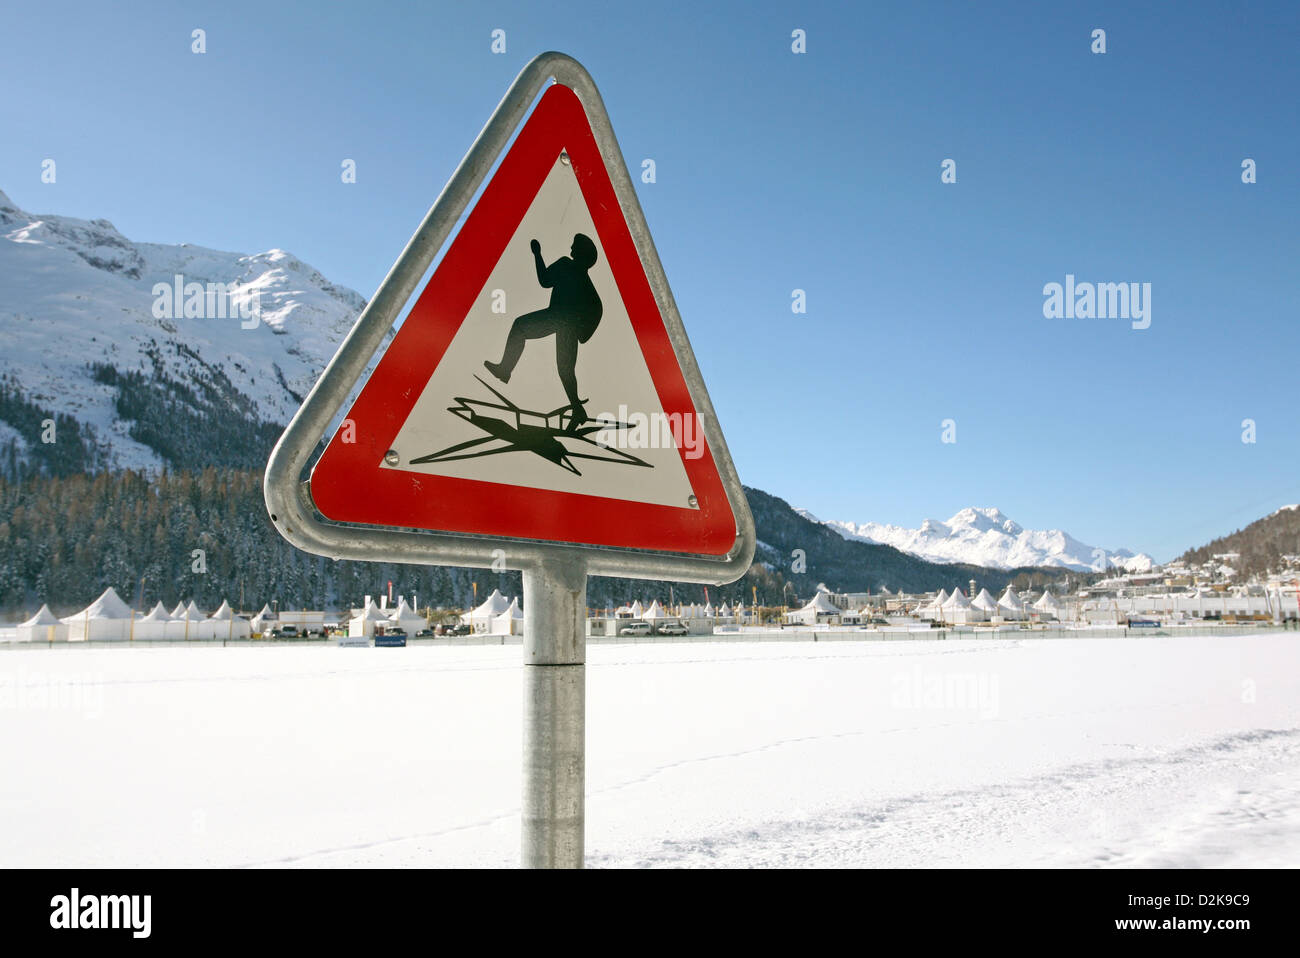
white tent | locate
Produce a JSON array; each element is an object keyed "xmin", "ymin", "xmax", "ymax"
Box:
[
  {"xmin": 183, "ymin": 608, "xmax": 216, "ymax": 640},
  {"xmin": 629, "ymin": 600, "xmax": 645, "ymax": 618},
  {"xmin": 134, "ymin": 602, "xmax": 174, "ymax": 640},
  {"xmin": 15, "ymin": 604, "xmax": 67, "ymax": 643},
  {"xmin": 167, "ymin": 599, "xmax": 208, "ymax": 636},
  {"xmin": 703, "ymin": 603, "xmax": 715, "ymax": 618},
  {"xmin": 180, "ymin": 600, "xmax": 222, "ymax": 640},
  {"xmin": 168, "ymin": 601, "xmax": 209, "ymax": 639},
  {"xmin": 997, "ymin": 586, "xmax": 1027, "ymax": 620},
  {"xmin": 918, "ymin": 588, "xmax": 948, "ymax": 620},
  {"xmin": 464, "ymin": 589, "xmax": 512, "ymax": 632},
  {"xmin": 786, "ymin": 590, "xmax": 843, "ymax": 626},
  {"xmin": 388, "ymin": 598, "xmax": 426, "ymax": 635},
  {"xmin": 491, "ymin": 597, "xmax": 524, "ymax": 635},
  {"xmin": 349, "ymin": 601, "xmax": 389, "ymax": 638},
  {"xmin": 164, "ymin": 607, "xmax": 194, "ymax": 639},
  {"xmin": 942, "ymin": 588, "xmax": 987, "ymax": 624},
  {"xmin": 62, "ymin": 588, "xmax": 135, "ymax": 641},
  {"xmin": 941, "ymin": 589, "xmax": 970, "ymax": 610},
  {"xmin": 642, "ymin": 600, "xmax": 671, "ymax": 619},
  {"xmin": 251, "ymin": 603, "xmax": 276, "ymax": 633},
  {"xmin": 208, "ymin": 600, "xmax": 251, "ymax": 640},
  {"xmin": 807, "ymin": 590, "xmax": 842, "ymax": 614},
  {"xmin": 1033, "ymin": 590, "xmax": 1062, "ymax": 620},
  {"xmin": 971, "ymin": 588, "xmax": 999, "ymax": 613}
]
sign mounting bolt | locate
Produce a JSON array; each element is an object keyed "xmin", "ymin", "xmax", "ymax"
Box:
[
  {"xmin": 688, "ymin": 495, "xmax": 698, "ymax": 508},
  {"xmin": 385, "ymin": 449, "xmax": 400, "ymax": 466},
  {"xmin": 560, "ymin": 151, "xmax": 570, "ymax": 166}
]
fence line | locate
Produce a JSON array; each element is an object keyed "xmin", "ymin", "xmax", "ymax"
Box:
[{"xmin": 2, "ymin": 620, "xmax": 1294, "ymax": 651}]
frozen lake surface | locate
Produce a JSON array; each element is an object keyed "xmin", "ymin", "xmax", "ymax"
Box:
[{"xmin": 2, "ymin": 633, "xmax": 1298, "ymax": 867}]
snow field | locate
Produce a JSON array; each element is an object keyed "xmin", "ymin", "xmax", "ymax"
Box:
[{"xmin": 1, "ymin": 633, "xmax": 1297, "ymax": 868}]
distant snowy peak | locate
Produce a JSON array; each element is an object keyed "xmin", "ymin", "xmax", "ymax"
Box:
[
  {"xmin": 0, "ymin": 187, "xmax": 371, "ymax": 471},
  {"xmin": 797, "ymin": 506, "xmax": 1153, "ymax": 573},
  {"xmin": 922, "ymin": 506, "xmax": 1022, "ymax": 537}
]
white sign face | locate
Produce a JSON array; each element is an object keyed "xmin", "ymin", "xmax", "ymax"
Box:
[{"xmin": 382, "ymin": 154, "xmax": 699, "ymax": 510}]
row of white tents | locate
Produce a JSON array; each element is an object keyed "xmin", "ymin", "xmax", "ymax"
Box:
[
  {"xmin": 347, "ymin": 598, "xmax": 428, "ymax": 638},
  {"xmin": 8, "ymin": 582, "xmax": 1071, "ymax": 644},
  {"xmin": 458, "ymin": 593, "xmax": 751, "ymax": 635},
  {"xmin": 458, "ymin": 593, "xmax": 757, "ymax": 634},
  {"xmin": 460, "ymin": 589, "xmax": 525, "ymax": 634},
  {"xmin": 13, "ymin": 586, "xmax": 528, "ymax": 642},
  {"xmin": 783, "ymin": 585, "xmax": 1065, "ymax": 626},
  {"xmin": 11, "ymin": 588, "xmax": 448, "ymax": 643},
  {"xmin": 613, "ymin": 599, "xmax": 749, "ymax": 620},
  {"xmin": 916, "ymin": 586, "xmax": 1062, "ymax": 623},
  {"xmin": 459, "ymin": 590, "xmax": 743, "ymax": 634},
  {"xmin": 14, "ymin": 588, "xmax": 253, "ymax": 642}
]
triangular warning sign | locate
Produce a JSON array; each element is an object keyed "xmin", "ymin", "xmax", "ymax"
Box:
[{"xmin": 299, "ymin": 71, "xmax": 748, "ymax": 561}]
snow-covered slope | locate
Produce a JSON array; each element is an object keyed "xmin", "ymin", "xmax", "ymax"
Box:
[
  {"xmin": 797, "ymin": 505, "xmax": 1154, "ymax": 572},
  {"xmin": 0, "ymin": 187, "xmax": 367, "ymax": 471}
]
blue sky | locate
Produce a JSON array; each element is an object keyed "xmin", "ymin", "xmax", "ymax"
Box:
[{"xmin": 3, "ymin": 0, "xmax": 1297, "ymax": 559}]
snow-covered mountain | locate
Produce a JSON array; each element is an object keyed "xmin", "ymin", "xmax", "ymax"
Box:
[
  {"xmin": 0, "ymin": 187, "xmax": 368, "ymax": 472},
  {"xmin": 797, "ymin": 505, "xmax": 1155, "ymax": 573}
]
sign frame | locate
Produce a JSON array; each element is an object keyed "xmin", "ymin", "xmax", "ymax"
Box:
[{"xmin": 264, "ymin": 51, "xmax": 754, "ymax": 585}]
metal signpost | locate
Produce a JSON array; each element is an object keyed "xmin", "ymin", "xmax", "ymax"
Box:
[{"xmin": 264, "ymin": 52, "xmax": 754, "ymax": 868}]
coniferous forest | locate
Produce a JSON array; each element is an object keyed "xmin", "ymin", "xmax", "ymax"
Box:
[
  {"xmin": 0, "ymin": 465, "xmax": 1067, "ymax": 619},
  {"xmin": 0, "ymin": 468, "xmax": 788, "ymax": 617}
]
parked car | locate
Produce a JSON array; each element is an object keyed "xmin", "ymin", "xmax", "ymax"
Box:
[
  {"xmin": 656, "ymin": 621, "xmax": 688, "ymax": 636},
  {"xmin": 448, "ymin": 623, "xmax": 472, "ymax": 636},
  {"xmin": 415, "ymin": 629, "xmax": 434, "ymax": 638},
  {"xmin": 618, "ymin": 621, "xmax": 652, "ymax": 636}
]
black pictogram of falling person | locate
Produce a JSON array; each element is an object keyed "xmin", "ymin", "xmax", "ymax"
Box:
[{"xmin": 484, "ymin": 234, "xmax": 602, "ymax": 429}]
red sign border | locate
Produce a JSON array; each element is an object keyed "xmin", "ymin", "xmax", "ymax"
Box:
[{"xmin": 309, "ymin": 84, "xmax": 737, "ymax": 557}]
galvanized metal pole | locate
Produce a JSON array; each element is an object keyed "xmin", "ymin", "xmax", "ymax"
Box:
[{"xmin": 521, "ymin": 557, "xmax": 587, "ymax": 868}]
